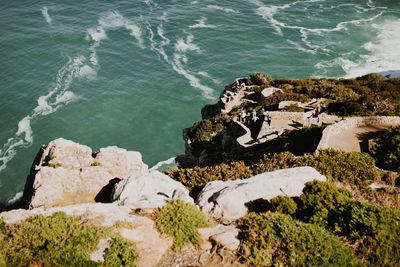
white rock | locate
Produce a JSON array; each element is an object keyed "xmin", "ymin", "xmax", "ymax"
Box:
[
  {"xmin": 261, "ymin": 87, "xmax": 283, "ymax": 98},
  {"xmin": 112, "ymin": 170, "xmax": 194, "ymax": 209},
  {"xmin": 196, "ymin": 166, "xmax": 326, "ymax": 222},
  {"xmin": 95, "ymin": 146, "xmax": 147, "ymax": 179},
  {"xmin": 198, "ymin": 224, "xmax": 239, "ymax": 251},
  {"xmin": 23, "ymin": 138, "xmax": 148, "ymax": 208}
]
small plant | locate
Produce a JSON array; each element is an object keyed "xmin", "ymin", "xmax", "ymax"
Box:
[
  {"xmin": 153, "ymin": 200, "xmax": 211, "ymax": 250},
  {"xmin": 104, "ymin": 237, "xmax": 137, "ymax": 267},
  {"xmin": 91, "ymin": 161, "xmax": 102, "ymax": 167},
  {"xmin": 48, "ymin": 163, "xmax": 62, "ymax": 168},
  {"xmin": 270, "ymin": 195, "xmax": 297, "ymax": 215}
]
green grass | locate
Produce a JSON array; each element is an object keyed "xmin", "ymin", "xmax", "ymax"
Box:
[{"xmin": 153, "ymin": 200, "xmax": 212, "ymax": 250}]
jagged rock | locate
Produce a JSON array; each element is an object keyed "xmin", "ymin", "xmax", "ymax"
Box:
[
  {"xmin": 196, "ymin": 166, "xmax": 326, "ymax": 222},
  {"xmin": 112, "ymin": 170, "xmax": 194, "ymax": 209},
  {"xmin": 261, "ymin": 87, "xmax": 283, "ymax": 98},
  {"xmin": 0, "ymin": 203, "xmax": 172, "ymax": 267},
  {"xmin": 22, "ymin": 138, "xmax": 148, "ymax": 209},
  {"xmin": 198, "ymin": 224, "xmax": 239, "ymax": 251}
]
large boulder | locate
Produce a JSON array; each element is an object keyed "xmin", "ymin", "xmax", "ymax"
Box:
[
  {"xmin": 0, "ymin": 203, "xmax": 172, "ymax": 267},
  {"xmin": 112, "ymin": 170, "xmax": 194, "ymax": 209},
  {"xmin": 22, "ymin": 138, "xmax": 148, "ymax": 209},
  {"xmin": 196, "ymin": 166, "xmax": 326, "ymax": 222}
]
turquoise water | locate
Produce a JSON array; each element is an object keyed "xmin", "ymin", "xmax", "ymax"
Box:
[{"xmin": 1, "ymin": 0, "xmax": 400, "ymax": 202}]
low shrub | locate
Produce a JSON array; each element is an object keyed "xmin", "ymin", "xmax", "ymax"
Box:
[
  {"xmin": 297, "ymin": 150, "xmax": 381, "ymax": 188},
  {"xmin": 165, "ymin": 161, "xmax": 252, "ymax": 189},
  {"xmin": 251, "ymin": 152, "xmax": 298, "ymax": 174},
  {"xmin": 249, "ymin": 72, "xmax": 272, "ymax": 86},
  {"xmin": 0, "ymin": 212, "xmax": 138, "ymax": 267},
  {"xmin": 238, "ymin": 213, "xmax": 359, "ymax": 266},
  {"xmin": 104, "ymin": 237, "xmax": 137, "ymax": 267},
  {"xmin": 294, "ymin": 180, "xmax": 400, "ymax": 265},
  {"xmin": 269, "ymin": 195, "xmax": 297, "ymax": 215},
  {"xmin": 0, "ymin": 212, "xmax": 105, "ymax": 266},
  {"xmin": 371, "ymin": 126, "xmax": 400, "ymax": 172},
  {"xmin": 153, "ymin": 200, "xmax": 211, "ymax": 250},
  {"xmin": 296, "ymin": 181, "xmax": 352, "ymax": 227}
]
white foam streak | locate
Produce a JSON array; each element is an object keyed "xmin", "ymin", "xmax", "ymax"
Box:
[
  {"xmin": 175, "ymin": 34, "xmax": 200, "ymax": 53},
  {"xmin": 172, "ymin": 54, "xmax": 214, "ymax": 99},
  {"xmin": 8, "ymin": 191, "xmax": 23, "ymax": 204},
  {"xmin": 98, "ymin": 10, "xmax": 143, "ymax": 45},
  {"xmin": 207, "ymin": 5, "xmax": 238, "ymax": 13},
  {"xmin": 150, "ymin": 156, "xmax": 176, "ymax": 171},
  {"xmin": 0, "ymin": 55, "xmax": 86, "ymax": 173},
  {"xmin": 189, "ymin": 17, "xmax": 216, "ymax": 29},
  {"xmin": 41, "ymin": 7, "xmax": 52, "ymax": 25}
]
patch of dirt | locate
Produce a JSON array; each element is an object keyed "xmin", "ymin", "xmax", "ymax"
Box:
[{"xmin": 158, "ymin": 243, "xmax": 246, "ymax": 267}]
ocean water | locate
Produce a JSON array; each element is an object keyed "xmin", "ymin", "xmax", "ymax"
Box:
[{"xmin": 1, "ymin": 0, "xmax": 399, "ymax": 203}]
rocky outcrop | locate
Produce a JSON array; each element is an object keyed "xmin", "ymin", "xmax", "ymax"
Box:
[
  {"xmin": 0, "ymin": 203, "xmax": 172, "ymax": 266},
  {"xmin": 21, "ymin": 138, "xmax": 148, "ymax": 209},
  {"xmin": 112, "ymin": 170, "xmax": 193, "ymax": 209},
  {"xmin": 196, "ymin": 166, "xmax": 326, "ymax": 222}
]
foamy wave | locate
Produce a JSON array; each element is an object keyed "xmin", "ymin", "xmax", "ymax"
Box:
[
  {"xmin": 189, "ymin": 17, "xmax": 217, "ymax": 29},
  {"xmin": 207, "ymin": 5, "xmax": 238, "ymax": 13},
  {"xmin": 314, "ymin": 19, "xmax": 400, "ymax": 78},
  {"xmin": 198, "ymin": 71, "xmax": 221, "ymax": 85},
  {"xmin": 8, "ymin": 191, "xmax": 23, "ymax": 204},
  {"xmin": 343, "ymin": 19, "xmax": 400, "ymax": 78},
  {"xmin": 172, "ymin": 53, "xmax": 214, "ymax": 99},
  {"xmin": 0, "ymin": 55, "xmax": 88, "ymax": 173},
  {"xmin": 98, "ymin": 10, "xmax": 143, "ymax": 45},
  {"xmin": 147, "ymin": 22, "xmax": 215, "ymax": 99},
  {"xmin": 41, "ymin": 6, "xmax": 52, "ymax": 25},
  {"xmin": 150, "ymin": 156, "xmax": 176, "ymax": 171},
  {"xmin": 175, "ymin": 34, "xmax": 200, "ymax": 52}
]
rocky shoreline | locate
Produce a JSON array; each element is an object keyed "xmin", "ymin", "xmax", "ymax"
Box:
[{"xmin": 1, "ymin": 72, "xmax": 400, "ymax": 266}]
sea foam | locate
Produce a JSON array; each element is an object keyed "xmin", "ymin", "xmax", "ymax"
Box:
[{"xmin": 41, "ymin": 6, "xmax": 52, "ymax": 26}]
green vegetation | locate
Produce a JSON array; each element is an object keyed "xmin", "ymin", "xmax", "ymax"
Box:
[
  {"xmin": 291, "ymin": 181, "xmax": 400, "ymax": 266},
  {"xmin": 153, "ymin": 200, "xmax": 211, "ymax": 250},
  {"xmin": 104, "ymin": 237, "xmax": 137, "ymax": 267},
  {"xmin": 91, "ymin": 161, "xmax": 102, "ymax": 167},
  {"xmin": 165, "ymin": 161, "xmax": 252, "ymax": 189},
  {"xmin": 249, "ymin": 72, "xmax": 272, "ymax": 86},
  {"xmin": 371, "ymin": 126, "xmax": 400, "ymax": 172},
  {"xmin": 269, "ymin": 195, "xmax": 297, "ymax": 215},
  {"xmin": 168, "ymin": 150, "xmax": 381, "ymax": 192},
  {"xmin": 187, "ymin": 115, "xmax": 230, "ymax": 142},
  {"xmin": 48, "ymin": 162, "xmax": 62, "ymax": 168},
  {"xmin": 0, "ymin": 212, "xmax": 137, "ymax": 266},
  {"xmin": 297, "ymin": 150, "xmax": 381, "ymax": 188},
  {"xmin": 238, "ymin": 213, "xmax": 359, "ymax": 266}
]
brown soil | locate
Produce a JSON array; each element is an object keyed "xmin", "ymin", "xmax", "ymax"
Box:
[{"xmin": 325, "ymin": 124, "xmax": 392, "ymax": 152}]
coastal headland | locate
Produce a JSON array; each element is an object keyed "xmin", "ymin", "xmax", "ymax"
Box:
[{"xmin": 1, "ymin": 73, "xmax": 400, "ymax": 266}]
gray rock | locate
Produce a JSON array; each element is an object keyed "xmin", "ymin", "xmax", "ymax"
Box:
[
  {"xmin": 22, "ymin": 138, "xmax": 148, "ymax": 209},
  {"xmin": 198, "ymin": 224, "xmax": 239, "ymax": 251},
  {"xmin": 112, "ymin": 170, "xmax": 194, "ymax": 209},
  {"xmin": 196, "ymin": 166, "xmax": 326, "ymax": 222}
]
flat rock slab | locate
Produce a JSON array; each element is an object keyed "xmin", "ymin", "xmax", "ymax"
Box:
[{"xmin": 196, "ymin": 166, "xmax": 326, "ymax": 222}]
